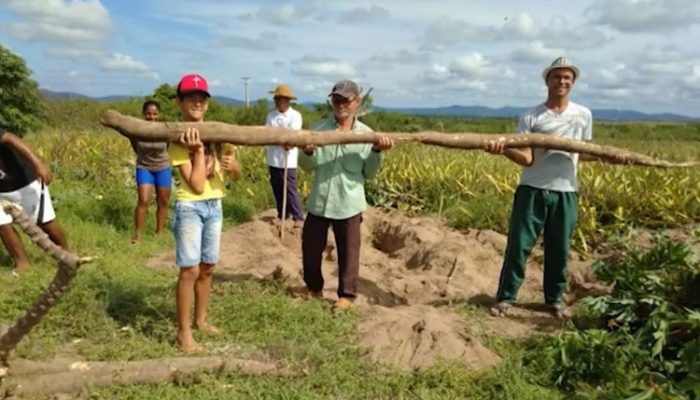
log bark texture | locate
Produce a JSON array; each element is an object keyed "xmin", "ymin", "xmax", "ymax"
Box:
[
  {"xmin": 0, "ymin": 203, "xmax": 92, "ymax": 367},
  {"xmin": 100, "ymin": 110, "xmax": 698, "ymax": 168},
  {"xmin": 1, "ymin": 357, "xmax": 283, "ymax": 397}
]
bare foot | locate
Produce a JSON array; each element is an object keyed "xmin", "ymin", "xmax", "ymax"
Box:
[
  {"xmin": 176, "ymin": 331, "xmax": 201, "ymax": 354},
  {"xmin": 194, "ymin": 322, "xmax": 222, "ymax": 335},
  {"xmin": 131, "ymin": 236, "xmax": 141, "ymax": 244},
  {"xmin": 14, "ymin": 262, "xmax": 30, "ymax": 275}
]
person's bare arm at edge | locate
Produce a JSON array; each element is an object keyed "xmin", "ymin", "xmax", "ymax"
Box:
[
  {"xmin": 0, "ymin": 131, "xmax": 54, "ymax": 184},
  {"xmin": 177, "ymin": 127, "xmax": 207, "ymax": 194}
]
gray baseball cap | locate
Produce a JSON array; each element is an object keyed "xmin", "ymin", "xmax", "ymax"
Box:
[{"xmin": 329, "ymin": 79, "xmax": 360, "ymax": 98}]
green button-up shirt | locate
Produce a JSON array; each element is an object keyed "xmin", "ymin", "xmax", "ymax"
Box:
[{"xmin": 299, "ymin": 117, "xmax": 382, "ymax": 220}]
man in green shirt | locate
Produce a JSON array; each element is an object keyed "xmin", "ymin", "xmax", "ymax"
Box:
[{"xmin": 299, "ymin": 79, "xmax": 393, "ymax": 310}]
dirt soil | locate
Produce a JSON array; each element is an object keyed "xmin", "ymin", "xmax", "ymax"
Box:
[{"xmin": 146, "ymin": 208, "xmax": 602, "ymax": 371}]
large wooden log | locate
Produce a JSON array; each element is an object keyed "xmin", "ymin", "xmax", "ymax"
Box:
[
  {"xmin": 100, "ymin": 110, "xmax": 698, "ymax": 168},
  {"xmin": 1, "ymin": 356, "xmax": 284, "ymax": 397}
]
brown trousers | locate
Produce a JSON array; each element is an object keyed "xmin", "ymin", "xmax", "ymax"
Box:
[{"xmin": 302, "ymin": 212, "xmax": 362, "ymax": 298}]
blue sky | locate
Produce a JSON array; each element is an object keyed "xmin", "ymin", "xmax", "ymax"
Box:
[{"xmin": 1, "ymin": 0, "xmax": 700, "ymax": 116}]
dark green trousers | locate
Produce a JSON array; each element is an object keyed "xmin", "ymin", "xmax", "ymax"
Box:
[{"xmin": 496, "ymin": 185, "xmax": 578, "ymax": 305}]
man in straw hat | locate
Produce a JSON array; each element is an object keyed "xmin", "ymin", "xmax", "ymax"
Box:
[
  {"xmin": 298, "ymin": 79, "xmax": 393, "ymax": 311},
  {"xmin": 266, "ymin": 84, "xmax": 304, "ymax": 228},
  {"xmin": 485, "ymin": 57, "xmax": 626, "ymax": 319}
]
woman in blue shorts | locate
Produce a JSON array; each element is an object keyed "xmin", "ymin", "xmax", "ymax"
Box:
[{"xmin": 130, "ymin": 100, "xmax": 172, "ymax": 243}]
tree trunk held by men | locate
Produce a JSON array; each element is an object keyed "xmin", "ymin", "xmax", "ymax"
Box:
[{"xmin": 100, "ymin": 110, "xmax": 698, "ymax": 168}]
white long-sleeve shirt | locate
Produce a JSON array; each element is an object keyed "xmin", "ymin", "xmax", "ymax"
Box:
[{"xmin": 265, "ymin": 107, "xmax": 303, "ymax": 168}]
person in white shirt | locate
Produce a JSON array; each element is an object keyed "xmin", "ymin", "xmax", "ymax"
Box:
[
  {"xmin": 484, "ymin": 57, "xmax": 627, "ymax": 319},
  {"xmin": 266, "ymin": 84, "xmax": 304, "ymax": 227}
]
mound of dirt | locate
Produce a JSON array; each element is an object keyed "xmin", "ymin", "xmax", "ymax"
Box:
[
  {"xmin": 146, "ymin": 207, "xmax": 597, "ymax": 370},
  {"xmin": 357, "ymin": 305, "xmax": 500, "ymax": 371},
  {"xmin": 147, "ymin": 208, "xmax": 591, "ymax": 307}
]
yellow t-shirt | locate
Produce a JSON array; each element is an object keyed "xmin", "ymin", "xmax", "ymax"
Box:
[{"xmin": 169, "ymin": 143, "xmax": 225, "ymax": 201}]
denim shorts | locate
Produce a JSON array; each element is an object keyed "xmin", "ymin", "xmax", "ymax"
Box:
[{"xmin": 172, "ymin": 199, "xmax": 222, "ymax": 267}]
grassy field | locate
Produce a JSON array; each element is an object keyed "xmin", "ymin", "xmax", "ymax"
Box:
[{"xmin": 0, "ymin": 107, "xmax": 698, "ymax": 399}]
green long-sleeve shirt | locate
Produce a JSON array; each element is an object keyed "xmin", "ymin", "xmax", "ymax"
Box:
[{"xmin": 299, "ymin": 117, "xmax": 381, "ymax": 219}]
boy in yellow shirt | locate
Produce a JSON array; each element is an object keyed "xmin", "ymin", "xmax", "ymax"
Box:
[{"xmin": 169, "ymin": 73, "xmax": 241, "ymax": 353}]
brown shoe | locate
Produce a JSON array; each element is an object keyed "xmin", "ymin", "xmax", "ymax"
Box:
[
  {"xmin": 289, "ymin": 286, "xmax": 323, "ymax": 299},
  {"xmin": 333, "ymin": 298, "xmax": 354, "ymax": 311}
]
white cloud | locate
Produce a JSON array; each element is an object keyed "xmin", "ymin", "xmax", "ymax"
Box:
[
  {"xmin": 3, "ymin": 0, "xmax": 700, "ymax": 116},
  {"xmin": 3, "ymin": 0, "xmax": 112, "ymax": 47},
  {"xmin": 365, "ymin": 49, "xmax": 430, "ymax": 68},
  {"xmin": 449, "ymin": 54, "xmax": 491, "ymax": 79},
  {"xmin": 257, "ymin": 4, "xmax": 313, "ymax": 26},
  {"xmin": 449, "ymin": 53, "xmax": 512, "ymax": 80},
  {"xmin": 100, "ymin": 53, "xmax": 160, "ymax": 80},
  {"xmin": 292, "ymin": 56, "xmax": 357, "ymax": 79},
  {"xmin": 420, "ymin": 17, "xmax": 470, "ymax": 51},
  {"xmin": 419, "ymin": 53, "xmax": 513, "ymax": 93},
  {"xmin": 509, "ymin": 41, "xmax": 565, "ymax": 63},
  {"xmin": 420, "ymin": 13, "xmax": 611, "ymax": 51},
  {"xmin": 420, "ymin": 64, "xmax": 451, "ymax": 83},
  {"xmin": 339, "ymin": 5, "xmax": 391, "ymax": 21},
  {"xmin": 1, "ymin": 1, "xmax": 163, "ymax": 82},
  {"xmin": 47, "ymin": 47, "xmax": 103, "ymax": 61},
  {"xmin": 684, "ymin": 65, "xmax": 700, "ymax": 88},
  {"xmin": 67, "ymin": 69, "xmax": 91, "ymax": 84},
  {"xmin": 501, "ymin": 13, "xmax": 540, "ymax": 38},
  {"xmin": 451, "ymin": 80, "xmax": 488, "ymax": 92},
  {"xmin": 212, "ymin": 31, "xmax": 279, "ymax": 51},
  {"xmin": 586, "ymin": 0, "xmax": 700, "ymax": 32},
  {"xmin": 208, "ymin": 79, "xmax": 236, "ymax": 88}
]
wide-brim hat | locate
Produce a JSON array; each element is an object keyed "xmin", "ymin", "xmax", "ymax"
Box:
[
  {"xmin": 542, "ymin": 57, "xmax": 580, "ymax": 81},
  {"xmin": 269, "ymin": 84, "xmax": 297, "ymax": 100}
]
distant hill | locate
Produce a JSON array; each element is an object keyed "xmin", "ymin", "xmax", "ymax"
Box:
[
  {"xmin": 41, "ymin": 89, "xmax": 247, "ymax": 108},
  {"xmin": 212, "ymin": 96, "xmax": 246, "ymax": 107},
  {"xmin": 381, "ymin": 105, "xmax": 698, "ymax": 122},
  {"xmin": 40, "ymin": 89, "xmax": 697, "ymax": 122},
  {"xmin": 40, "ymin": 89, "xmax": 133, "ymax": 103}
]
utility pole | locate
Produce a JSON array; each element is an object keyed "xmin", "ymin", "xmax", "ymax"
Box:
[{"xmin": 241, "ymin": 77, "xmax": 251, "ymax": 108}]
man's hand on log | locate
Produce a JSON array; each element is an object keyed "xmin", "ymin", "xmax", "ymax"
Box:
[
  {"xmin": 372, "ymin": 136, "xmax": 394, "ymax": 152},
  {"xmin": 484, "ymin": 138, "xmax": 506, "ymax": 154},
  {"xmin": 302, "ymin": 144, "xmax": 315, "ymax": 155}
]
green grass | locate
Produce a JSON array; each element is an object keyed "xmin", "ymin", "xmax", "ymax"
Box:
[{"xmin": 2, "ymin": 112, "xmax": 699, "ymax": 399}]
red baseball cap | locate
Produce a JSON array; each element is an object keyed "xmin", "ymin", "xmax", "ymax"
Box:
[{"xmin": 177, "ymin": 73, "xmax": 211, "ymax": 97}]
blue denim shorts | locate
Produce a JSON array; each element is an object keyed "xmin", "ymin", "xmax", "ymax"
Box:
[{"xmin": 172, "ymin": 199, "xmax": 223, "ymax": 267}]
